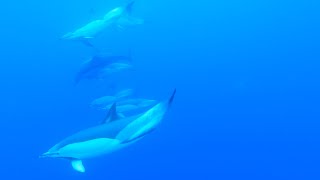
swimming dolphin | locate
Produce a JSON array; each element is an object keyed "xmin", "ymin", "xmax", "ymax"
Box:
[
  {"xmin": 100, "ymin": 98, "xmax": 158, "ymax": 115},
  {"xmin": 75, "ymin": 53, "xmax": 133, "ymax": 84},
  {"xmin": 79, "ymin": 52, "xmax": 132, "ymax": 74},
  {"xmin": 100, "ymin": 98, "xmax": 157, "ymax": 109},
  {"xmin": 61, "ymin": 1, "xmax": 143, "ymax": 47},
  {"xmin": 40, "ymin": 89, "xmax": 176, "ymax": 173},
  {"xmin": 90, "ymin": 89, "xmax": 134, "ymax": 109},
  {"xmin": 118, "ymin": 98, "xmax": 157, "ymax": 108},
  {"xmin": 74, "ymin": 62, "xmax": 133, "ymax": 83}
]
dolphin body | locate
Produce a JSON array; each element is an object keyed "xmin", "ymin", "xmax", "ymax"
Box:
[
  {"xmin": 61, "ymin": 1, "xmax": 143, "ymax": 47},
  {"xmin": 74, "ymin": 62, "xmax": 133, "ymax": 84},
  {"xmin": 40, "ymin": 89, "xmax": 176, "ymax": 173},
  {"xmin": 100, "ymin": 98, "xmax": 158, "ymax": 116},
  {"xmin": 75, "ymin": 53, "xmax": 132, "ymax": 84},
  {"xmin": 90, "ymin": 89, "xmax": 134, "ymax": 109}
]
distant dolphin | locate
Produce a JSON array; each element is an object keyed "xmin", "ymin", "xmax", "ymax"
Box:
[
  {"xmin": 75, "ymin": 53, "xmax": 133, "ymax": 84},
  {"xmin": 61, "ymin": 1, "xmax": 143, "ymax": 47},
  {"xmin": 40, "ymin": 89, "xmax": 176, "ymax": 173},
  {"xmin": 118, "ymin": 98, "xmax": 157, "ymax": 108},
  {"xmin": 100, "ymin": 98, "xmax": 158, "ymax": 115},
  {"xmin": 101, "ymin": 98, "xmax": 157, "ymax": 109},
  {"xmin": 75, "ymin": 62, "xmax": 133, "ymax": 83},
  {"xmin": 90, "ymin": 89, "xmax": 134, "ymax": 109}
]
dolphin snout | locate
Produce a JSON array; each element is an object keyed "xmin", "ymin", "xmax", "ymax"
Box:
[
  {"xmin": 60, "ymin": 32, "xmax": 73, "ymax": 40},
  {"xmin": 39, "ymin": 152, "xmax": 50, "ymax": 158},
  {"xmin": 39, "ymin": 152, "xmax": 59, "ymax": 158}
]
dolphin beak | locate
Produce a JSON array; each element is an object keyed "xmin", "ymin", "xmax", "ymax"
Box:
[
  {"xmin": 39, "ymin": 152, "xmax": 57, "ymax": 158},
  {"xmin": 60, "ymin": 32, "xmax": 72, "ymax": 40},
  {"xmin": 39, "ymin": 152, "xmax": 49, "ymax": 158}
]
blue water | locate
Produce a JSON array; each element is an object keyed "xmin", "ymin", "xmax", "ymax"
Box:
[{"xmin": 0, "ymin": 0, "xmax": 320, "ymax": 179}]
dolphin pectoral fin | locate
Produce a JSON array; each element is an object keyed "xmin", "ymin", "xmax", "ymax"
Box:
[
  {"xmin": 80, "ymin": 39, "xmax": 95, "ymax": 48},
  {"xmin": 71, "ymin": 159, "xmax": 85, "ymax": 173}
]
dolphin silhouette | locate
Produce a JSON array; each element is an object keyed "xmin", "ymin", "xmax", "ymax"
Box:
[
  {"xmin": 75, "ymin": 53, "xmax": 133, "ymax": 84},
  {"xmin": 90, "ymin": 89, "xmax": 134, "ymax": 109},
  {"xmin": 40, "ymin": 89, "xmax": 176, "ymax": 173},
  {"xmin": 61, "ymin": 1, "xmax": 143, "ymax": 47}
]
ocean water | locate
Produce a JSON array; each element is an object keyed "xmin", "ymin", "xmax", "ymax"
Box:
[{"xmin": 0, "ymin": 0, "xmax": 319, "ymax": 179}]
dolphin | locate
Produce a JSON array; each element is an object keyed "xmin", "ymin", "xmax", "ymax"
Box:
[
  {"xmin": 78, "ymin": 52, "xmax": 132, "ymax": 75},
  {"xmin": 100, "ymin": 98, "xmax": 158, "ymax": 116},
  {"xmin": 40, "ymin": 89, "xmax": 176, "ymax": 173},
  {"xmin": 118, "ymin": 98, "xmax": 157, "ymax": 108},
  {"xmin": 90, "ymin": 89, "xmax": 134, "ymax": 109},
  {"xmin": 74, "ymin": 62, "xmax": 133, "ymax": 83},
  {"xmin": 61, "ymin": 1, "xmax": 143, "ymax": 47},
  {"xmin": 82, "ymin": 52, "xmax": 132, "ymax": 70},
  {"xmin": 114, "ymin": 89, "xmax": 134, "ymax": 99},
  {"xmin": 75, "ymin": 53, "xmax": 133, "ymax": 84}
]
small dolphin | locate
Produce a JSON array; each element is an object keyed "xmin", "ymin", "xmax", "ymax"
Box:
[
  {"xmin": 116, "ymin": 104, "xmax": 139, "ymax": 113},
  {"xmin": 79, "ymin": 52, "xmax": 132, "ymax": 75},
  {"xmin": 61, "ymin": 1, "xmax": 143, "ymax": 47},
  {"xmin": 75, "ymin": 54, "xmax": 133, "ymax": 84},
  {"xmin": 75, "ymin": 63, "xmax": 133, "ymax": 83},
  {"xmin": 85, "ymin": 52, "xmax": 132, "ymax": 67},
  {"xmin": 114, "ymin": 89, "xmax": 134, "ymax": 99},
  {"xmin": 102, "ymin": 63, "xmax": 133, "ymax": 74},
  {"xmin": 90, "ymin": 89, "xmax": 134, "ymax": 109},
  {"xmin": 101, "ymin": 98, "xmax": 158, "ymax": 115},
  {"xmin": 119, "ymin": 98, "xmax": 157, "ymax": 108},
  {"xmin": 40, "ymin": 89, "xmax": 176, "ymax": 173}
]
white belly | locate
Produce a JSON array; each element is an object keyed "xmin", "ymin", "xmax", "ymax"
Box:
[
  {"xmin": 58, "ymin": 138, "xmax": 123, "ymax": 159},
  {"xmin": 72, "ymin": 20, "xmax": 110, "ymax": 38}
]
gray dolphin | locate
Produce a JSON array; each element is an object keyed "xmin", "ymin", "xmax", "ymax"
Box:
[
  {"xmin": 90, "ymin": 89, "xmax": 134, "ymax": 109},
  {"xmin": 61, "ymin": 1, "xmax": 143, "ymax": 47},
  {"xmin": 100, "ymin": 98, "xmax": 158, "ymax": 115},
  {"xmin": 75, "ymin": 53, "xmax": 133, "ymax": 84},
  {"xmin": 40, "ymin": 89, "xmax": 176, "ymax": 173}
]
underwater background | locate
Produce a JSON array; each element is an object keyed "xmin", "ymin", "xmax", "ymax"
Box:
[{"xmin": 0, "ymin": 0, "xmax": 319, "ymax": 179}]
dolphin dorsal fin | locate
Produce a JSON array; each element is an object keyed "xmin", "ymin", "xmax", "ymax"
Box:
[
  {"xmin": 101, "ymin": 103, "xmax": 120, "ymax": 124},
  {"xmin": 125, "ymin": 1, "xmax": 135, "ymax": 15}
]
